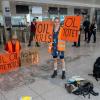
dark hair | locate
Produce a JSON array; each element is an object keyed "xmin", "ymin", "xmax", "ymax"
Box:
[
  {"xmin": 33, "ymin": 18, "xmax": 36, "ymax": 21},
  {"xmin": 54, "ymin": 17, "xmax": 60, "ymax": 21}
]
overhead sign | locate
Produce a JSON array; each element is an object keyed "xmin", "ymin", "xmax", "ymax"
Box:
[
  {"xmin": 0, "ymin": 53, "xmax": 19, "ymax": 74},
  {"xmin": 1, "ymin": 0, "xmax": 12, "ymax": 28},
  {"xmin": 20, "ymin": 47, "xmax": 39, "ymax": 66},
  {"xmin": 34, "ymin": 21, "xmax": 53, "ymax": 42},
  {"xmin": 1, "ymin": 0, "xmax": 11, "ymax": 17},
  {"xmin": 61, "ymin": 16, "xmax": 81, "ymax": 42}
]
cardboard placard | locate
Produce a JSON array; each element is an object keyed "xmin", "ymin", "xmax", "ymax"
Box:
[
  {"xmin": 61, "ymin": 16, "xmax": 81, "ymax": 42},
  {"xmin": 0, "ymin": 53, "xmax": 19, "ymax": 74},
  {"xmin": 34, "ymin": 21, "xmax": 53, "ymax": 42},
  {"xmin": 20, "ymin": 47, "xmax": 39, "ymax": 66}
]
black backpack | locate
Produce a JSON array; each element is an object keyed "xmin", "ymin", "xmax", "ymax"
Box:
[
  {"xmin": 72, "ymin": 81, "xmax": 99, "ymax": 98},
  {"xmin": 93, "ymin": 57, "xmax": 100, "ymax": 81},
  {"xmin": 65, "ymin": 80, "xmax": 99, "ymax": 99}
]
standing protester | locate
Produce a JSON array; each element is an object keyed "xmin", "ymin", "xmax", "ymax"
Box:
[
  {"xmin": 83, "ymin": 18, "xmax": 90, "ymax": 41},
  {"xmin": 72, "ymin": 30, "xmax": 81, "ymax": 47},
  {"xmin": 87, "ymin": 21, "xmax": 97, "ymax": 43},
  {"xmin": 72, "ymin": 14, "xmax": 81, "ymax": 47},
  {"xmin": 48, "ymin": 17, "xmax": 66, "ymax": 79},
  {"xmin": 28, "ymin": 18, "xmax": 40, "ymax": 47}
]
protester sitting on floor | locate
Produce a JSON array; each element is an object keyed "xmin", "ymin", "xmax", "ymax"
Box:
[
  {"xmin": 5, "ymin": 34, "xmax": 21, "ymax": 66},
  {"xmin": 48, "ymin": 17, "xmax": 66, "ymax": 79}
]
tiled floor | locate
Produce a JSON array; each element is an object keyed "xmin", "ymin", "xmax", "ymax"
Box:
[{"xmin": 0, "ymin": 33, "xmax": 100, "ymax": 100}]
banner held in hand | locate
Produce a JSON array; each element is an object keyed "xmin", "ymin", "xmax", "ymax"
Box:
[
  {"xmin": 34, "ymin": 21, "xmax": 53, "ymax": 42},
  {"xmin": 61, "ymin": 16, "xmax": 81, "ymax": 42}
]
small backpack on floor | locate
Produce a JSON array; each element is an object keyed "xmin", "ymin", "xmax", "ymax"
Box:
[{"xmin": 93, "ymin": 57, "xmax": 100, "ymax": 81}]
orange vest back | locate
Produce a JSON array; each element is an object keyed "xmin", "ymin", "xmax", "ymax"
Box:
[{"xmin": 7, "ymin": 40, "xmax": 20, "ymax": 55}]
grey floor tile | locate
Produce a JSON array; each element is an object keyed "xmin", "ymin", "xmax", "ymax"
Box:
[
  {"xmin": 28, "ymin": 79, "xmax": 58, "ymax": 95},
  {"xmin": 4, "ymin": 86, "xmax": 38, "ymax": 100},
  {"xmin": 42, "ymin": 86, "xmax": 78, "ymax": 100},
  {"xmin": 33, "ymin": 96, "xmax": 44, "ymax": 100},
  {"xmin": 0, "ymin": 93, "xmax": 7, "ymax": 100}
]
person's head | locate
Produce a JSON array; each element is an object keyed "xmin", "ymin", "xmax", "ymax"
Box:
[
  {"xmin": 76, "ymin": 12, "xmax": 80, "ymax": 16},
  {"xmin": 54, "ymin": 17, "xmax": 60, "ymax": 27},
  {"xmin": 33, "ymin": 18, "xmax": 36, "ymax": 22},
  {"xmin": 12, "ymin": 34, "xmax": 18, "ymax": 44}
]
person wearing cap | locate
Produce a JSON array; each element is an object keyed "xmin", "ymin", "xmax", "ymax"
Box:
[{"xmin": 5, "ymin": 34, "xmax": 21, "ymax": 56}]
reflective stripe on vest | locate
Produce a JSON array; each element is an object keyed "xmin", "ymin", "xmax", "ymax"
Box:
[
  {"xmin": 57, "ymin": 40, "xmax": 65, "ymax": 51},
  {"xmin": 57, "ymin": 27, "xmax": 65, "ymax": 51}
]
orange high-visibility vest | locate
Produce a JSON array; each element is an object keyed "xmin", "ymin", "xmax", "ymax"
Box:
[
  {"xmin": 48, "ymin": 27, "xmax": 65, "ymax": 53},
  {"xmin": 7, "ymin": 40, "xmax": 20, "ymax": 56}
]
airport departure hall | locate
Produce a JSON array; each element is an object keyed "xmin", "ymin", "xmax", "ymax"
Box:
[{"xmin": 0, "ymin": 0, "xmax": 100, "ymax": 100}]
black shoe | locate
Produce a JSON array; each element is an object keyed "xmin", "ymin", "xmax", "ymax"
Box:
[
  {"xmin": 35, "ymin": 44, "xmax": 40, "ymax": 47},
  {"xmin": 84, "ymin": 38, "xmax": 88, "ymax": 41},
  {"xmin": 93, "ymin": 41, "xmax": 96, "ymax": 43},
  {"xmin": 28, "ymin": 44, "xmax": 31, "ymax": 47},
  {"xmin": 62, "ymin": 71, "xmax": 66, "ymax": 79},
  {"xmin": 87, "ymin": 41, "xmax": 90, "ymax": 43},
  {"xmin": 72, "ymin": 45, "xmax": 76, "ymax": 47},
  {"xmin": 51, "ymin": 70, "xmax": 57, "ymax": 78},
  {"xmin": 37, "ymin": 45, "xmax": 40, "ymax": 47},
  {"xmin": 84, "ymin": 39, "xmax": 86, "ymax": 41},
  {"xmin": 76, "ymin": 45, "xmax": 80, "ymax": 47}
]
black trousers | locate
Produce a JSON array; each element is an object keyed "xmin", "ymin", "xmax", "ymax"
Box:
[
  {"xmin": 84, "ymin": 30, "xmax": 89, "ymax": 41},
  {"xmin": 88, "ymin": 30, "xmax": 96, "ymax": 43},
  {"xmin": 28, "ymin": 32, "xmax": 39, "ymax": 46},
  {"xmin": 73, "ymin": 34, "xmax": 80, "ymax": 47}
]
